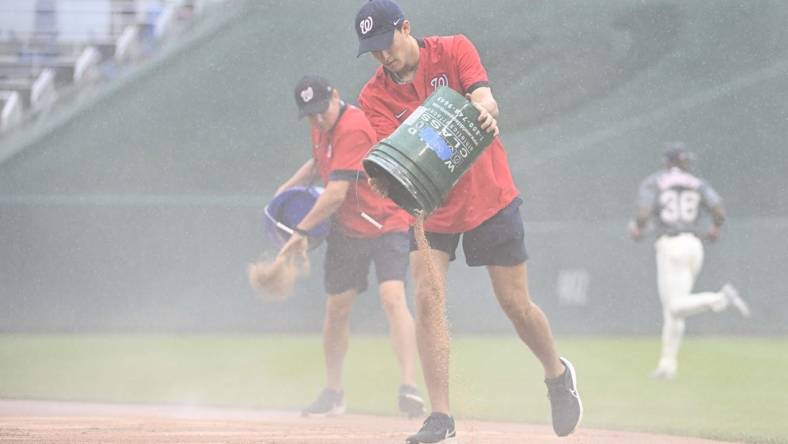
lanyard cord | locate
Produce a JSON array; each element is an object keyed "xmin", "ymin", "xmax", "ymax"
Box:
[
  {"xmin": 354, "ymin": 143, "xmax": 383, "ymax": 230},
  {"xmin": 315, "ymin": 102, "xmax": 382, "ymax": 231}
]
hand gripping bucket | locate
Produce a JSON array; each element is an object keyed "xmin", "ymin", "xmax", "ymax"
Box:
[
  {"xmin": 362, "ymin": 86, "xmax": 495, "ymax": 216},
  {"xmin": 263, "ymin": 186, "xmax": 330, "ymax": 250}
]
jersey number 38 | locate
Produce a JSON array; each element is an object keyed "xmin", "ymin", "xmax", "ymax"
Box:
[{"xmin": 659, "ymin": 189, "xmax": 701, "ymax": 223}]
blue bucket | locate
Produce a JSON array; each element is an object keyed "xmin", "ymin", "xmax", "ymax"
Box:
[{"xmin": 263, "ymin": 186, "xmax": 331, "ymax": 250}]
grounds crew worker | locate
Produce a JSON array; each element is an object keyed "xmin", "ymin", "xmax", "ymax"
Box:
[
  {"xmin": 353, "ymin": 1, "xmax": 583, "ymax": 442},
  {"xmin": 277, "ymin": 75, "xmax": 425, "ymax": 418}
]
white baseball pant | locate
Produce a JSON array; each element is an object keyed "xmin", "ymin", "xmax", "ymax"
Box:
[{"xmin": 654, "ymin": 233, "xmax": 728, "ymax": 374}]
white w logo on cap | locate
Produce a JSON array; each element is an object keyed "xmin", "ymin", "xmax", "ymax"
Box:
[
  {"xmin": 359, "ymin": 16, "xmax": 374, "ymax": 35},
  {"xmin": 300, "ymin": 87, "xmax": 314, "ymax": 103}
]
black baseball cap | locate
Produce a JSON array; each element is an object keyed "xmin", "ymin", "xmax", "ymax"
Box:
[
  {"xmin": 355, "ymin": 0, "xmax": 405, "ymax": 57},
  {"xmin": 663, "ymin": 141, "xmax": 694, "ymax": 163},
  {"xmin": 663, "ymin": 141, "xmax": 697, "ymax": 170},
  {"xmin": 294, "ymin": 75, "xmax": 334, "ymax": 119}
]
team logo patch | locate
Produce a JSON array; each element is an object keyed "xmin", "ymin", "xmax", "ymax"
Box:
[
  {"xmin": 300, "ymin": 87, "xmax": 314, "ymax": 103},
  {"xmin": 429, "ymin": 74, "xmax": 449, "ymax": 91},
  {"xmin": 359, "ymin": 16, "xmax": 374, "ymax": 35}
]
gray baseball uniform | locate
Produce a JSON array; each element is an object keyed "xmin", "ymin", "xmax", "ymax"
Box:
[
  {"xmin": 632, "ymin": 166, "xmax": 744, "ymax": 379},
  {"xmin": 636, "ymin": 167, "xmax": 721, "ymax": 237}
]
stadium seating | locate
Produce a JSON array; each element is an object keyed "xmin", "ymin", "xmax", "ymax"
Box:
[{"xmin": 0, "ymin": 0, "xmax": 224, "ymax": 136}]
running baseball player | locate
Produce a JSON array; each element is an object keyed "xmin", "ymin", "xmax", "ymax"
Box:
[{"xmin": 629, "ymin": 142, "xmax": 751, "ymax": 379}]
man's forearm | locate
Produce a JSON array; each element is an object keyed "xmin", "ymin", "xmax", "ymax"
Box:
[{"xmin": 295, "ymin": 182, "xmax": 348, "ymax": 231}]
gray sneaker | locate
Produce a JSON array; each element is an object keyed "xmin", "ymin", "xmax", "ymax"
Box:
[
  {"xmin": 545, "ymin": 357, "xmax": 583, "ymax": 437},
  {"xmin": 301, "ymin": 388, "xmax": 346, "ymax": 417},
  {"xmin": 398, "ymin": 384, "xmax": 426, "ymax": 418},
  {"xmin": 722, "ymin": 284, "xmax": 751, "ymax": 318}
]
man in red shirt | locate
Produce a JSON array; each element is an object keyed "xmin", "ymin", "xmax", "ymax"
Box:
[
  {"xmin": 277, "ymin": 75, "xmax": 425, "ymax": 418},
  {"xmin": 354, "ymin": 1, "xmax": 583, "ymax": 442}
]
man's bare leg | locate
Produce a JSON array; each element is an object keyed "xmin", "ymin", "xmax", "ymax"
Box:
[
  {"xmin": 488, "ymin": 263, "xmax": 563, "ymax": 378},
  {"xmin": 378, "ymin": 279, "xmax": 418, "ymax": 386},
  {"xmin": 323, "ymin": 290, "xmax": 357, "ymax": 390}
]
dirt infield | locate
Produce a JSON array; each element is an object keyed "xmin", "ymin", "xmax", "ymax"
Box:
[{"xmin": 0, "ymin": 400, "xmax": 737, "ymax": 444}]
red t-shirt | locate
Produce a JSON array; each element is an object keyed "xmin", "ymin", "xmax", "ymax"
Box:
[
  {"xmin": 311, "ymin": 104, "xmax": 410, "ymax": 237},
  {"xmin": 358, "ymin": 35, "xmax": 519, "ymax": 233}
]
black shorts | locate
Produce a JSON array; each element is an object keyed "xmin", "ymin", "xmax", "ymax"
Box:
[
  {"xmin": 409, "ymin": 197, "xmax": 528, "ymax": 267},
  {"xmin": 324, "ymin": 230, "xmax": 410, "ymax": 295}
]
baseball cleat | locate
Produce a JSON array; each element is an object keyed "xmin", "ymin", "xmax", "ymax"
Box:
[
  {"xmin": 545, "ymin": 357, "xmax": 583, "ymax": 437},
  {"xmin": 398, "ymin": 384, "xmax": 426, "ymax": 418},
  {"xmin": 722, "ymin": 284, "xmax": 751, "ymax": 318},
  {"xmin": 405, "ymin": 412, "xmax": 456, "ymax": 443},
  {"xmin": 301, "ymin": 388, "xmax": 346, "ymax": 417},
  {"xmin": 650, "ymin": 367, "xmax": 676, "ymax": 380}
]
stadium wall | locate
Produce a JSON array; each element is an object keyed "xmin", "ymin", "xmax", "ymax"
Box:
[{"xmin": 1, "ymin": 0, "xmax": 786, "ymax": 334}]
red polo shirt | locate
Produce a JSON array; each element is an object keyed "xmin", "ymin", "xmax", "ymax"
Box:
[
  {"xmin": 311, "ymin": 104, "xmax": 410, "ymax": 237},
  {"xmin": 358, "ymin": 34, "xmax": 519, "ymax": 233}
]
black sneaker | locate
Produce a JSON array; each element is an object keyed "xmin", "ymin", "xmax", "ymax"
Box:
[
  {"xmin": 545, "ymin": 357, "xmax": 583, "ymax": 437},
  {"xmin": 405, "ymin": 412, "xmax": 456, "ymax": 444},
  {"xmin": 301, "ymin": 388, "xmax": 346, "ymax": 417},
  {"xmin": 398, "ymin": 385, "xmax": 426, "ymax": 418}
]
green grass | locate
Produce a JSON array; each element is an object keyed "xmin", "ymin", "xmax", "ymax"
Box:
[{"xmin": 0, "ymin": 334, "xmax": 785, "ymax": 443}]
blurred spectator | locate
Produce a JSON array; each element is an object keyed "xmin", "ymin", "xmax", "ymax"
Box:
[{"xmin": 138, "ymin": 0, "xmax": 163, "ymax": 55}]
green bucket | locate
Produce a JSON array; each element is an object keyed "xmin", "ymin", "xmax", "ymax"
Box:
[{"xmin": 363, "ymin": 86, "xmax": 495, "ymax": 216}]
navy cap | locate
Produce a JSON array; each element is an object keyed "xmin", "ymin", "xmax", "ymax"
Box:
[
  {"xmin": 355, "ymin": 0, "xmax": 405, "ymax": 57},
  {"xmin": 294, "ymin": 75, "xmax": 333, "ymax": 119},
  {"xmin": 663, "ymin": 141, "xmax": 695, "ymax": 165}
]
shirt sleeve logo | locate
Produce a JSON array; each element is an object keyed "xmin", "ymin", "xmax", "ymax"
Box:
[
  {"xmin": 300, "ymin": 87, "xmax": 314, "ymax": 103},
  {"xmin": 359, "ymin": 16, "xmax": 374, "ymax": 35}
]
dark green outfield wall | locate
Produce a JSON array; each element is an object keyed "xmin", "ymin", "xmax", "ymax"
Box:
[{"xmin": 1, "ymin": 1, "xmax": 786, "ymax": 333}]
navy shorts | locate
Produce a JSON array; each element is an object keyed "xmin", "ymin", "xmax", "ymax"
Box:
[
  {"xmin": 409, "ymin": 197, "xmax": 528, "ymax": 266},
  {"xmin": 324, "ymin": 230, "xmax": 410, "ymax": 295}
]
